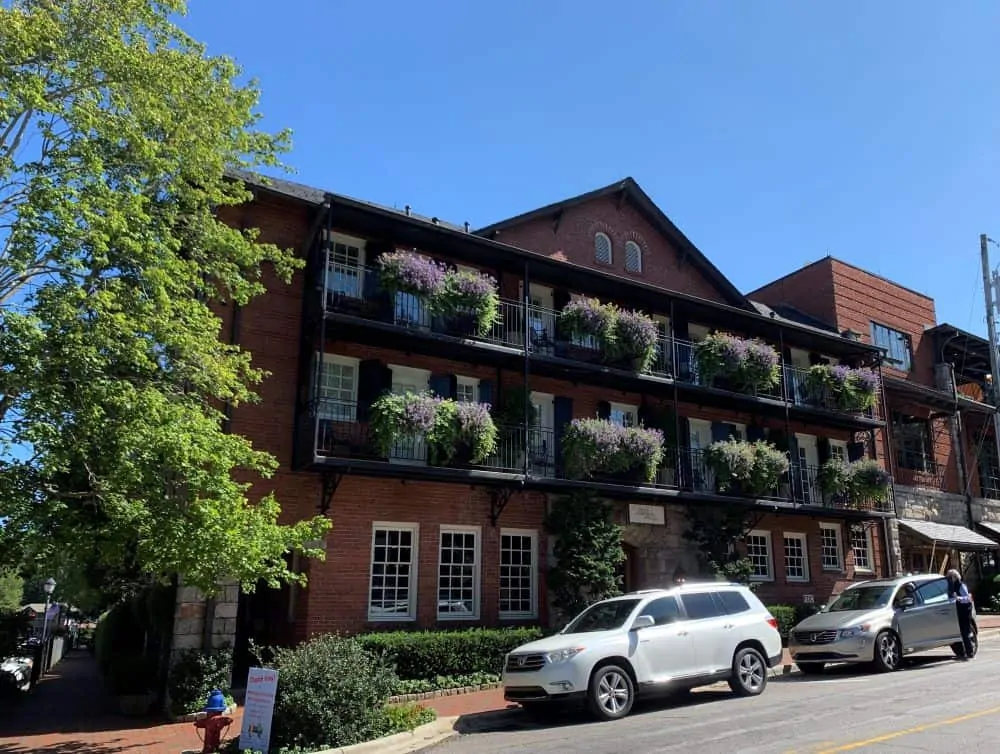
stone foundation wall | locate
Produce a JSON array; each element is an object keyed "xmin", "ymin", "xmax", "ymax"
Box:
[
  {"xmin": 893, "ymin": 484, "xmax": 969, "ymax": 526},
  {"xmin": 171, "ymin": 579, "xmax": 240, "ymax": 657}
]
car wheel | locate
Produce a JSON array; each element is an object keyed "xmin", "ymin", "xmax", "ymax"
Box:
[
  {"xmin": 872, "ymin": 630, "xmax": 901, "ymax": 672},
  {"xmin": 728, "ymin": 647, "xmax": 768, "ymax": 697},
  {"xmin": 951, "ymin": 626, "xmax": 979, "ymax": 658},
  {"xmin": 796, "ymin": 662, "xmax": 825, "ymax": 675},
  {"xmin": 587, "ymin": 664, "xmax": 635, "ymax": 721}
]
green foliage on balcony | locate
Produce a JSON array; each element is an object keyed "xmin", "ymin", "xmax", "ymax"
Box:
[
  {"xmin": 369, "ymin": 391, "xmax": 498, "ymax": 465},
  {"xmin": 804, "ymin": 364, "xmax": 880, "ymax": 412},
  {"xmin": 561, "ymin": 418, "xmax": 665, "ymax": 483},
  {"xmin": 693, "ymin": 332, "xmax": 781, "ymax": 393},
  {"xmin": 817, "ymin": 458, "xmax": 892, "ymax": 503},
  {"xmin": 559, "ymin": 297, "xmax": 659, "ymax": 371},
  {"xmin": 703, "ymin": 439, "xmax": 789, "ymax": 497}
]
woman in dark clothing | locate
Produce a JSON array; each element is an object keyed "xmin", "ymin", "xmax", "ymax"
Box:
[{"xmin": 947, "ymin": 568, "xmax": 975, "ymax": 660}]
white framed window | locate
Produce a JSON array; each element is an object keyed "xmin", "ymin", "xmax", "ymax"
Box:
[
  {"xmin": 829, "ymin": 440, "xmax": 848, "ymax": 463},
  {"xmin": 369, "ymin": 523, "xmax": 419, "ymax": 621},
  {"xmin": 456, "ymin": 376, "xmax": 479, "ymax": 403},
  {"xmin": 783, "ymin": 532, "xmax": 809, "ymax": 582},
  {"xmin": 746, "ymin": 530, "xmax": 773, "ymax": 582},
  {"xmin": 851, "ymin": 523, "xmax": 874, "ymax": 573},
  {"xmin": 438, "ymin": 526, "xmax": 481, "ymax": 620},
  {"xmin": 609, "ymin": 402, "xmax": 638, "ymax": 427},
  {"xmin": 499, "ymin": 529, "xmax": 538, "ymax": 618},
  {"xmin": 327, "ymin": 232, "xmax": 367, "ymax": 298},
  {"xmin": 624, "ymin": 240, "xmax": 642, "ymax": 273},
  {"xmin": 314, "ymin": 353, "xmax": 359, "ymax": 422},
  {"xmin": 819, "ymin": 523, "xmax": 843, "ymax": 571},
  {"xmin": 594, "ymin": 232, "xmax": 613, "ymax": 265}
]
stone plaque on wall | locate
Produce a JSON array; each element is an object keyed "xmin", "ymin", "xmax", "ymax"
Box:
[{"xmin": 628, "ymin": 504, "xmax": 666, "ymax": 526}]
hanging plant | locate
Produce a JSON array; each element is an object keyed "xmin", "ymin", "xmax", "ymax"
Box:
[
  {"xmin": 805, "ymin": 364, "xmax": 880, "ymax": 412},
  {"xmin": 561, "ymin": 418, "xmax": 664, "ymax": 483},
  {"xmin": 703, "ymin": 439, "xmax": 789, "ymax": 497},
  {"xmin": 559, "ymin": 297, "xmax": 618, "ymax": 343},
  {"xmin": 451, "ymin": 400, "xmax": 498, "ymax": 464},
  {"xmin": 693, "ymin": 332, "xmax": 781, "ymax": 393},
  {"xmin": 610, "ymin": 309, "xmax": 660, "ymax": 372},
  {"xmin": 816, "ymin": 458, "xmax": 891, "ymax": 505},
  {"xmin": 376, "ymin": 250, "xmax": 448, "ymax": 298},
  {"xmin": 436, "ymin": 268, "xmax": 501, "ymax": 336},
  {"xmin": 369, "ymin": 392, "xmax": 442, "ymax": 456}
]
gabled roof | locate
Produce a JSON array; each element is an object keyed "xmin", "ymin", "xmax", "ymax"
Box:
[{"xmin": 475, "ymin": 177, "xmax": 751, "ymax": 310}]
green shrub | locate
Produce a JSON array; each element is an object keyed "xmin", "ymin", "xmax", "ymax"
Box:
[
  {"xmin": 269, "ymin": 633, "xmax": 401, "ymax": 752},
  {"xmin": 794, "ymin": 603, "xmax": 822, "ymax": 623},
  {"xmin": 393, "ymin": 672, "xmax": 500, "ymax": 695},
  {"xmin": 356, "ymin": 627, "xmax": 545, "ymax": 680},
  {"xmin": 766, "ymin": 605, "xmax": 797, "ymax": 638},
  {"xmin": 167, "ymin": 648, "xmax": 233, "ymax": 716},
  {"xmin": 384, "ymin": 702, "xmax": 436, "ymax": 731}
]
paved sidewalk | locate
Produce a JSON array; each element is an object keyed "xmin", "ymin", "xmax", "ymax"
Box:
[
  {"xmin": 424, "ymin": 614, "xmax": 1000, "ymax": 719},
  {"xmin": 0, "ymin": 651, "xmax": 242, "ymax": 754}
]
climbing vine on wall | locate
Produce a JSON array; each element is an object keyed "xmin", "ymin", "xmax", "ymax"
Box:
[
  {"xmin": 545, "ymin": 491, "xmax": 626, "ymax": 619},
  {"xmin": 683, "ymin": 504, "xmax": 761, "ymax": 589}
]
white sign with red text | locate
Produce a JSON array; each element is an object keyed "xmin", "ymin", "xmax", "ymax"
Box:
[{"xmin": 240, "ymin": 667, "xmax": 279, "ymax": 753}]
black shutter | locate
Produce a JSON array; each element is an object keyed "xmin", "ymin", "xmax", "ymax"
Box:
[
  {"xmin": 678, "ymin": 417, "xmax": 693, "ymax": 488},
  {"xmin": 429, "ymin": 373, "xmax": 456, "ymax": 399},
  {"xmin": 479, "ymin": 380, "xmax": 494, "ymax": 407},
  {"xmin": 746, "ymin": 424, "xmax": 766, "ymax": 442},
  {"xmin": 553, "ymin": 289, "xmax": 571, "ymax": 312},
  {"xmin": 553, "ymin": 396, "xmax": 574, "ymax": 476},
  {"xmin": 769, "ymin": 428, "xmax": 788, "ymax": 451},
  {"xmin": 597, "ymin": 401, "xmax": 612, "ymax": 420},
  {"xmin": 781, "ymin": 347, "xmax": 794, "ymax": 401},
  {"xmin": 711, "ymin": 422, "xmax": 732, "ymax": 443},
  {"xmin": 364, "ymin": 241, "xmax": 390, "ymax": 299},
  {"xmin": 673, "ymin": 319, "xmax": 690, "ymax": 340},
  {"xmin": 788, "ymin": 434, "xmax": 802, "ymax": 501},
  {"xmin": 357, "ymin": 360, "xmax": 391, "ymax": 420},
  {"xmin": 847, "ymin": 441, "xmax": 865, "ymax": 461},
  {"xmin": 818, "ymin": 437, "xmax": 832, "ymax": 464}
]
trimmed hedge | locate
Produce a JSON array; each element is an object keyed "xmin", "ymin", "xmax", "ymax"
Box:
[
  {"xmin": 356, "ymin": 627, "xmax": 545, "ymax": 680},
  {"xmin": 766, "ymin": 604, "xmax": 823, "ymax": 639}
]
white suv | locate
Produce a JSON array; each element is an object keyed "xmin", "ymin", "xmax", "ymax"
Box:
[{"xmin": 503, "ymin": 583, "xmax": 783, "ymax": 721}]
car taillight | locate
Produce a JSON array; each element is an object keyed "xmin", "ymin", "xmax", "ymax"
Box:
[{"xmin": 766, "ymin": 616, "xmax": 779, "ymax": 631}]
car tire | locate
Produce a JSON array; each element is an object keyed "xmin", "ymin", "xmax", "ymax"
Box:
[
  {"xmin": 796, "ymin": 662, "xmax": 825, "ymax": 675},
  {"xmin": 951, "ymin": 625, "xmax": 979, "ymax": 658},
  {"xmin": 872, "ymin": 630, "xmax": 901, "ymax": 672},
  {"xmin": 728, "ymin": 647, "xmax": 768, "ymax": 697},
  {"xmin": 587, "ymin": 664, "xmax": 635, "ymax": 721}
]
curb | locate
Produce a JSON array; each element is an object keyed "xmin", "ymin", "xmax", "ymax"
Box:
[
  {"xmin": 390, "ymin": 683, "xmax": 501, "ymax": 704},
  {"xmin": 307, "ymin": 716, "xmax": 459, "ymax": 754}
]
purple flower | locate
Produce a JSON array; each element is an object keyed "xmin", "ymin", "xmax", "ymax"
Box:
[
  {"xmin": 378, "ymin": 250, "xmax": 447, "ymax": 297},
  {"xmin": 848, "ymin": 367, "xmax": 880, "ymax": 394},
  {"xmin": 562, "ymin": 418, "xmax": 665, "ymax": 480},
  {"xmin": 615, "ymin": 310, "xmax": 659, "ymax": 355},
  {"xmin": 455, "ymin": 400, "xmax": 493, "ymax": 433},
  {"xmin": 400, "ymin": 393, "xmax": 441, "ymax": 433},
  {"xmin": 560, "ymin": 297, "xmax": 617, "ymax": 339},
  {"xmin": 447, "ymin": 269, "xmax": 497, "ymax": 302}
]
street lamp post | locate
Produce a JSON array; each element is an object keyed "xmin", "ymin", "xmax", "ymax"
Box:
[{"xmin": 40, "ymin": 578, "xmax": 56, "ymax": 675}]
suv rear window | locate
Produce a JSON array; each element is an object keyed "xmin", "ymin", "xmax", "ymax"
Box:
[
  {"xmin": 716, "ymin": 590, "xmax": 751, "ymax": 614},
  {"xmin": 680, "ymin": 592, "xmax": 721, "ymax": 620}
]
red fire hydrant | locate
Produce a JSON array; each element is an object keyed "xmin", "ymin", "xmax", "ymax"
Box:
[{"xmin": 193, "ymin": 689, "xmax": 233, "ymax": 754}]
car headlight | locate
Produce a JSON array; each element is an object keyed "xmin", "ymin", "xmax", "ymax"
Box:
[
  {"xmin": 546, "ymin": 647, "xmax": 586, "ymax": 663},
  {"xmin": 839, "ymin": 624, "xmax": 871, "ymax": 639}
]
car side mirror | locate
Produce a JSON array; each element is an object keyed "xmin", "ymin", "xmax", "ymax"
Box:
[
  {"xmin": 898, "ymin": 597, "xmax": 915, "ymax": 610},
  {"xmin": 631, "ymin": 615, "xmax": 655, "ymax": 631}
]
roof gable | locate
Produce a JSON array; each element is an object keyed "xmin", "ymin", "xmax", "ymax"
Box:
[{"xmin": 476, "ymin": 178, "xmax": 751, "ymax": 309}]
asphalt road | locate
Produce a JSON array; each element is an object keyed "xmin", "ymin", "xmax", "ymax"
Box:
[{"xmin": 431, "ymin": 644, "xmax": 1000, "ymax": 753}]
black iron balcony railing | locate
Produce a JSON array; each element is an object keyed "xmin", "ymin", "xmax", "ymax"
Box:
[
  {"xmin": 322, "ymin": 264, "xmax": 879, "ymax": 420},
  {"xmin": 980, "ymin": 474, "xmax": 1000, "ymax": 501},
  {"xmin": 305, "ymin": 404, "xmax": 894, "ymax": 513}
]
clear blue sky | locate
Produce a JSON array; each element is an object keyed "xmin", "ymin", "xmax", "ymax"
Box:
[{"xmin": 182, "ymin": 1, "xmax": 1000, "ymax": 335}]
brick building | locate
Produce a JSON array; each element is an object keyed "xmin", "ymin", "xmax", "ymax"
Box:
[
  {"xmin": 212, "ymin": 174, "xmax": 902, "ymax": 674},
  {"xmin": 751, "ymin": 257, "xmax": 1000, "ymax": 578}
]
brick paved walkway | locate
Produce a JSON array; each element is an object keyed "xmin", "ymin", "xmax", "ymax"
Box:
[{"xmin": 0, "ymin": 651, "xmax": 241, "ymax": 754}]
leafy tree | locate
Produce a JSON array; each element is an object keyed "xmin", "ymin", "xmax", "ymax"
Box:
[
  {"xmin": 0, "ymin": 568, "xmax": 22, "ymax": 611},
  {"xmin": 545, "ymin": 491, "xmax": 625, "ymax": 619},
  {"xmin": 0, "ymin": 0, "xmax": 330, "ymax": 597},
  {"xmin": 683, "ymin": 504, "xmax": 758, "ymax": 589}
]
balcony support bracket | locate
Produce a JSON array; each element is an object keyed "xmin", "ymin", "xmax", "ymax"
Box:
[
  {"xmin": 489, "ymin": 487, "xmax": 515, "ymax": 527},
  {"xmin": 319, "ymin": 471, "xmax": 344, "ymax": 515}
]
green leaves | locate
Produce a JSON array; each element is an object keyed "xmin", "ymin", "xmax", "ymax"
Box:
[{"xmin": 0, "ymin": 0, "xmax": 327, "ymax": 599}]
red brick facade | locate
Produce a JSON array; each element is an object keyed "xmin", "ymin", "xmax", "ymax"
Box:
[{"xmin": 223, "ymin": 179, "xmax": 896, "ymax": 649}]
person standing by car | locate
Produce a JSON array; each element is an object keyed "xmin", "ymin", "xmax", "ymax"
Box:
[{"xmin": 947, "ymin": 569, "xmax": 975, "ymax": 660}]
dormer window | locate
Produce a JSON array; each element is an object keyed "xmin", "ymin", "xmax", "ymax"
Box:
[
  {"xmin": 624, "ymin": 240, "xmax": 642, "ymax": 273},
  {"xmin": 594, "ymin": 232, "xmax": 613, "ymax": 265}
]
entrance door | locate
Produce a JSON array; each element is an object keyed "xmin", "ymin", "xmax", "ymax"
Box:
[
  {"xmin": 796, "ymin": 434, "xmax": 820, "ymax": 504},
  {"xmin": 689, "ymin": 419, "xmax": 713, "ymax": 492},
  {"xmin": 519, "ymin": 283, "xmax": 556, "ymax": 352},
  {"xmin": 651, "ymin": 315, "xmax": 671, "ymax": 375},
  {"xmin": 529, "ymin": 391, "xmax": 555, "ymax": 474},
  {"xmin": 618, "ymin": 543, "xmax": 639, "ymax": 593}
]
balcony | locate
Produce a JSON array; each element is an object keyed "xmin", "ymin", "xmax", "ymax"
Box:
[
  {"xmin": 321, "ymin": 265, "xmax": 880, "ymax": 424},
  {"xmin": 301, "ymin": 405, "xmax": 893, "ymax": 514}
]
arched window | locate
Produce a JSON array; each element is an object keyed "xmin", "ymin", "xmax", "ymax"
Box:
[
  {"xmin": 624, "ymin": 241, "xmax": 643, "ymax": 273},
  {"xmin": 594, "ymin": 232, "xmax": 613, "ymax": 265}
]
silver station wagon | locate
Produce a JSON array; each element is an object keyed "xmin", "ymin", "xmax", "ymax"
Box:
[{"xmin": 788, "ymin": 573, "xmax": 977, "ymax": 674}]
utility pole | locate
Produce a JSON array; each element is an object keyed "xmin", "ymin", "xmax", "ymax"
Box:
[{"xmin": 979, "ymin": 234, "xmax": 1000, "ymax": 475}]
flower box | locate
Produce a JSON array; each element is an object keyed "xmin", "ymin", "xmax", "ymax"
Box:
[
  {"xmin": 804, "ymin": 364, "xmax": 880, "ymax": 413},
  {"xmin": 817, "ymin": 458, "xmax": 891, "ymax": 506},
  {"xmin": 559, "ymin": 297, "xmax": 617, "ymax": 343},
  {"xmin": 377, "ymin": 250, "xmax": 448, "ymax": 299},
  {"xmin": 436, "ymin": 268, "xmax": 500, "ymax": 337},
  {"xmin": 703, "ymin": 439, "xmax": 789, "ymax": 498},
  {"xmin": 609, "ymin": 309, "xmax": 660, "ymax": 372},
  {"xmin": 558, "ymin": 297, "xmax": 660, "ymax": 372},
  {"xmin": 693, "ymin": 332, "xmax": 781, "ymax": 394},
  {"xmin": 561, "ymin": 418, "xmax": 665, "ymax": 483}
]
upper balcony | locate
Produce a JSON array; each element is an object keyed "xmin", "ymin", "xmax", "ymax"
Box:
[
  {"xmin": 319, "ymin": 262, "xmax": 883, "ymax": 429},
  {"xmin": 297, "ymin": 400, "xmax": 893, "ymax": 517}
]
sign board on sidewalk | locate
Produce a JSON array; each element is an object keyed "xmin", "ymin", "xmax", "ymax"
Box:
[
  {"xmin": 240, "ymin": 667, "xmax": 279, "ymax": 754},
  {"xmin": 628, "ymin": 504, "xmax": 665, "ymax": 526}
]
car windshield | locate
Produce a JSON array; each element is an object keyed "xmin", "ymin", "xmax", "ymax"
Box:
[
  {"xmin": 827, "ymin": 585, "xmax": 894, "ymax": 612},
  {"xmin": 565, "ymin": 599, "xmax": 642, "ymax": 633}
]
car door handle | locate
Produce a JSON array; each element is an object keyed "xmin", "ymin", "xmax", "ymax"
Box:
[
  {"xmin": 676, "ymin": 630, "xmax": 688, "ymax": 636},
  {"xmin": 723, "ymin": 623, "xmax": 735, "ymax": 629}
]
